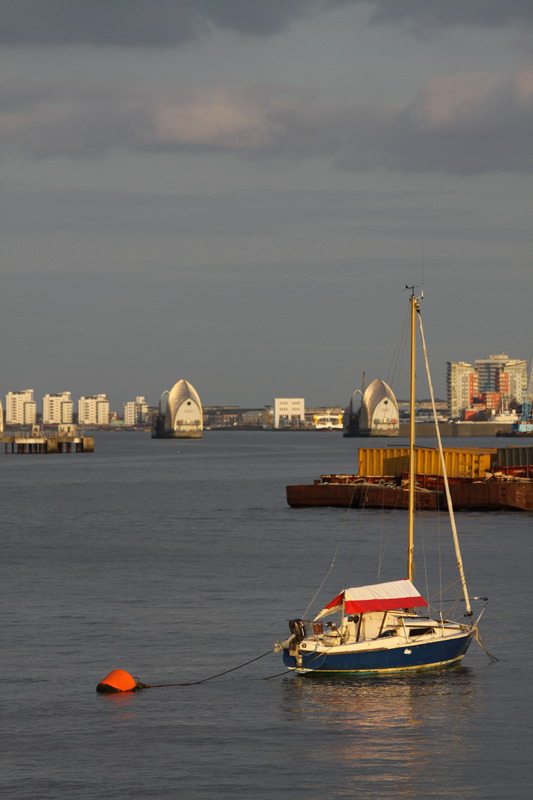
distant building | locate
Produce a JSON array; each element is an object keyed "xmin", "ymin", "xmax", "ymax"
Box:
[
  {"xmin": 358, "ymin": 379, "xmax": 399, "ymax": 437},
  {"xmin": 273, "ymin": 398, "xmax": 305, "ymax": 429},
  {"xmin": 5, "ymin": 390, "xmax": 37, "ymax": 426},
  {"xmin": 0, "ymin": 401, "xmax": 3, "ymax": 432},
  {"xmin": 123, "ymin": 396, "xmax": 149, "ymax": 426},
  {"xmin": 203, "ymin": 406, "xmax": 268, "ymax": 429},
  {"xmin": 447, "ymin": 362, "xmax": 479, "ymax": 420},
  {"xmin": 475, "ymin": 354, "xmax": 522, "ymax": 394},
  {"xmin": 447, "ymin": 355, "xmax": 527, "ymax": 419},
  {"xmin": 78, "ymin": 394, "xmax": 110, "ymax": 426},
  {"xmin": 43, "ymin": 392, "xmax": 73, "ymax": 425}
]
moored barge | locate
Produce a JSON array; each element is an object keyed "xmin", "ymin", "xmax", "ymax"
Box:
[{"xmin": 286, "ymin": 446, "xmax": 533, "ymax": 512}]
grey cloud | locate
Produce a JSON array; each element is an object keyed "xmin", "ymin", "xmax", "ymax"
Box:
[
  {"xmin": 1, "ymin": 1, "xmax": 533, "ymax": 49},
  {"xmin": 2, "ymin": 66, "xmax": 533, "ymax": 174},
  {"xmin": 0, "ymin": 1, "xmax": 348, "ymax": 46},
  {"xmin": 366, "ymin": 0, "xmax": 533, "ymax": 33}
]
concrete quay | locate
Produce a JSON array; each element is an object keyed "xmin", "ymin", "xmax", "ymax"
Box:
[{"xmin": 1, "ymin": 435, "xmax": 94, "ymax": 454}]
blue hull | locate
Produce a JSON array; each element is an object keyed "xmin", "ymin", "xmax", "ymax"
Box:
[{"xmin": 283, "ymin": 633, "xmax": 472, "ymax": 674}]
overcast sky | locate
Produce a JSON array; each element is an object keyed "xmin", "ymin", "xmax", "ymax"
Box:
[{"xmin": 1, "ymin": 0, "xmax": 532, "ymax": 411}]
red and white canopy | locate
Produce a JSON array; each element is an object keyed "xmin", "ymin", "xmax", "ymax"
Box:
[{"xmin": 314, "ymin": 579, "xmax": 428, "ymax": 621}]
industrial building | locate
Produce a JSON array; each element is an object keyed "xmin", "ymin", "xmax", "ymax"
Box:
[{"xmin": 273, "ymin": 398, "xmax": 306, "ymax": 429}]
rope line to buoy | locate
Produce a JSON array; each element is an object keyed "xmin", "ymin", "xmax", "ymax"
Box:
[
  {"xmin": 473, "ymin": 627, "xmax": 499, "ymax": 663},
  {"xmin": 263, "ymin": 668, "xmax": 291, "ymax": 680},
  {"xmin": 138, "ymin": 649, "xmax": 275, "ymax": 689},
  {"xmin": 263, "ymin": 641, "xmax": 341, "ymax": 680}
]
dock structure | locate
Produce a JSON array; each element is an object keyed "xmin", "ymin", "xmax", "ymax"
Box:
[{"xmin": 1, "ymin": 435, "xmax": 94, "ymax": 454}]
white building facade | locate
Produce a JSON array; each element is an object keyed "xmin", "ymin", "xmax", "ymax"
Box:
[
  {"xmin": 43, "ymin": 392, "xmax": 73, "ymax": 425},
  {"xmin": 5, "ymin": 390, "xmax": 37, "ymax": 425},
  {"xmin": 78, "ymin": 394, "xmax": 110, "ymax": 426},
  {"xmin": 273, "ymin": 398, "xmax": 306, "ymax": 429},
  {"xmin": 123, "ymin": 396, "xmax": 148, "ymax": 426}
]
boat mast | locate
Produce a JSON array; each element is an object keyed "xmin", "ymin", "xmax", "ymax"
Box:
[
  {"xmin": 416, "ymin": 305, "xmax": 473, "ymax": 616},
  {"xmin": 407, "ymin": 288, "xmax": 419, "ymax": 582}
]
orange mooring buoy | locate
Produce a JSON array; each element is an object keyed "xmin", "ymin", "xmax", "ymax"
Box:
[{"xmin": 96, "ymin": 669, "xmax": 138, "ymax": 693}]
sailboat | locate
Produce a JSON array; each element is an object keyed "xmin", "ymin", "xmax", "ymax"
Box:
[{"xmin": 275, "ymin": 289, "xmax": 488, "ymax": 674}]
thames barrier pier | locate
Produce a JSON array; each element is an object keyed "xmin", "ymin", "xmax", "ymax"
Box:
[
  {"xmin": 2, "ymin": 434, "xmax": 94, "ymax": 454},
  {"xmin": 152, "ymin": 379, "xmax": 203, "ymax": 439}
]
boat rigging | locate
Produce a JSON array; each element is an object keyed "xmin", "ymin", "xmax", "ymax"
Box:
[{"xmin": 274, "ymin": 289, "xmax": 488, "ymax": 675}]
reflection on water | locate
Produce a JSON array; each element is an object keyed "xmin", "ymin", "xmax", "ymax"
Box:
[
  {"xmin": 99, "ymin": 691, "xmax": 137, "ymax": 721},
  {"xmin": 281, "ymin": 666, "xmax": 478, "ymax": 799}
]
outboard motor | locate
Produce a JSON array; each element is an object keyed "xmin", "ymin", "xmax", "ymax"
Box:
[
  {"xmin": 288, "ymin": 619, "xmax": 306, "ymax": 642},
  {"xmin": 274, "ymin": 619, "xmax": 307, "ymax": 652}
]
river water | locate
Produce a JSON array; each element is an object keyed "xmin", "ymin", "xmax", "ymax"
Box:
[{"xmin": 2, "ymin": 431, "xmax": 531, "ymax": 799}]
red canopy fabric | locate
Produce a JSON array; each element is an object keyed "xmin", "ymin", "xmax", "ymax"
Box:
[{"xmin": 314, "ymin": 579, "xmax": 428, "ymax": 620}]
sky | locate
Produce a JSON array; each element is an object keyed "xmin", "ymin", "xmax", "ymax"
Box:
[{"xmin": 1, "ymin": 0, "xmax": 532, "ymax": 411}]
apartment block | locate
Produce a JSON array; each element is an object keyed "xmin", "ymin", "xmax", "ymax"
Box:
[
  {"xmin": 78, "ymin": 394, "xmax": 110, "ymax": 426},
  {"xmin": 123, "ymin": 396, "xmax": 148, "ymax": 426},
  {"xmin": 475, "ymin": 354, "xmax": 527, "ymax": 397},
  {"xmin": 447, "ymin": 355, "xmax": 528, "ymax": 419},
  {"xmin": 43, "ymin": 392, "xmax": 73, "ymax": 425},
  {"xmin": 5, "ymin": 390, "xmax": 37, "ymax": 426}
]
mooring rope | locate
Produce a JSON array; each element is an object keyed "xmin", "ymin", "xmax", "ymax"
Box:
[
  {"xmin": 137, "ymin": 649, "xmax": 275, "ymax": 689},
  {"xmin": 263, "ymin": 641, "xmax": 341, "ymax": 680},
  {"xmin": 263, "ymin": 668, "xmax": 292, "ymax": 680},
  {"xmin": 473, "ymin": 627, "xmax": 499, "ymax": 663}
]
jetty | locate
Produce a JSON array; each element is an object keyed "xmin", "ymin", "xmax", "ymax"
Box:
[{"xmin": 2, "ymin": 433, "xmax": 94, "ymax": 454}]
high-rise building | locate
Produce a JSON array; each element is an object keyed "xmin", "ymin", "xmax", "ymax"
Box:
[
  {"xmin": 447, "ymin": 363, "xmax": 478, "ymax": 420},
  {"xmin": 447, "ymin": 355, "xmax": 527, "ymax": 419},
  {"xmin": 5, "ymin": 390, "xmax": 37, "ymax": 425},
  {"xmin": 123, "ymin": 396, "xmax": 148, "ymax": 426},
  {"xmin": 495, "ymin": 359, "xmax": 529, "ymax": 406},
  {"xmin": 78, "ymin": 394, "xmax": 110, "ymax": 426},
  {"xmin": 474, "ymin": 354, "xmax": 527, "ymax": 397},
  {"xmin": 43, "ymin": 392, "xmax": 73, "ymax": 425}
]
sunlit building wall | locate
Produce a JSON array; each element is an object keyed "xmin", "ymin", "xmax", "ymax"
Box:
[
  {"xmin": 78, "ymin": 394, "xmax": 110, "ymax": 426},
  {"xmin": 273, "ymin": 398, "xmax": 305, "ymax": 428},
  {"xmin": 123, "ymin": 396, "xmax": 148, "ymax": 425},
  {"xmin": 5, "ymin": 390, "xmax": 37, "ymax": 425},
  {"xmin": 43, "ymin": 392, "xmax": 73, "ymax": 424}
]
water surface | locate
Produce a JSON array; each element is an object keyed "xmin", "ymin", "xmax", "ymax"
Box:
[{"xmin": 2, "ymin": 432, "xmax": 531, "ymax": 799}]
